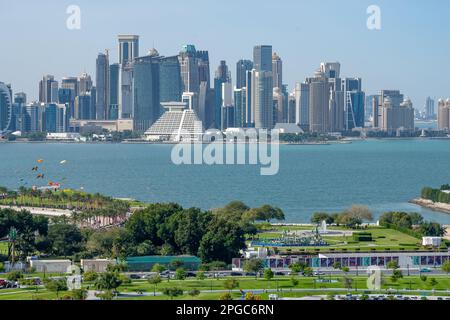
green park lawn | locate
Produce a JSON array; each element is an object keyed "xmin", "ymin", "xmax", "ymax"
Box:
[
  {"xmin": 1, "ymin": 275, "xmax": 450, "ymax": 300},
  {"xmin": 251, "ymin": 227, "xmax": 422, "ymax": 251}
]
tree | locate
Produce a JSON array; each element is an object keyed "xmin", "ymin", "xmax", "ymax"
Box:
[
  {"xmin": 420, "ymin": 275, "xmax": 427, "ymax": 282},
  {"xmin": 47, "ymin": 223, "xmax": 83, "ymax": 257},
  {"xmin": 151, "ymin": 263, "xmax": 166, "ymax": 274},
  {"xmin": 430, "ymin": 278, "xmax": 438, "ymax": 287},
  {"xmin": 289, "ymin": 262, "xmax": 305, "ymax": 275},
  {"xmin": 196, "ymin": 271, "xmax": 206, "ymax": 280},
  {"xmin": 71, "ymin": 289, "xmax": 88, "ymax": 300},
  {"xmin": 245, "ymin": 292, "xmax": 262, "ymax": 300},
  {"xmin": 291, "ymin": 277, "xmax": 299, "ymax": 286},
  {"xmin": 162, "ymin": 287, "xmax": 183, "ymax": 300},
  {"xmin": 303, "ymin": 267, "xmax": 313, "ymax": 277},
  {"xmin": 391, "ymin": 269, "xmax": 403, "ymax": 283},
  {"xmin": 94, "ymin": 272, "xmax": 122, "ymax": 292},
  {"xmin": 342, "ymin": 276, "xmax": 353, "ymax": 290},
  {"xmin": 418, "ymin": 222, "xmax": 446, "ymax": 237},
  {"xmin": 224, "ymin": 278, "xmax": 239, "ymax": 293},
  {"xmin": 6, "ymin": 270, "xmax": 23, "ymax": 282},
  {"xmin": 219, "ymin": 293, "xmax": 233, "ymax": 300},
  {"xmin": 244, "ymin": 205, "xmax": 285, "ymax": 223},
  {"xmin": 96, "ymin": 290, "xmax": 115, "ymax": 300},
  {"xmin": 338, "ymin": 205, "xmax": 373, "ymax": 228},
  {"xmin": 333, "ymin": 261, "xmax": 341, "ymax": 270},
  {"xmin": 188, "ymin": 289, "xmax": 200, "ymax": 298},
  {"xmin": 175, "ymin": 268, "xmax": 186, "ymax": 280},
  {"xmin": 198, "ymin": 218, "xmax": 247, "ymax": 263},
  {"xmin": 442, "ymin": 260, "xmax": 450, "ymax": 274},
  {"xmin": 243, "ymin": 259, "xmax": 265, "ymax": 279},
  {"xmin": 387, "ymin": 260, "xmax": 399, "ymax": 270},
  {"xmin": 83, "ymin": 271, "xmax": 98, "ymax": 282},
  {"xmin": 148, "ymin": 274, "xmax": 162, "ymax": 296},
  {"xmin": 264, "ymin": 268, "xmax": 274, "ymax": 281},
  {"xmin": 311, "ymin": 212, "xmax": 333, "ymax": 225},
  {"xmin": 44, "ymin": 278, "xmax": 68, "ymax": 299}
]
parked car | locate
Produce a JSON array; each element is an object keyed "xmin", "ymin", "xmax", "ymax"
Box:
[
  {"xmin": 186, "ymin": 272, "xmax": 196, "ymax": 278},
  {"xmin": 129, "ymin": 274, "xmax": 141, "ymax": 280},
  {"xmin": 230, "ymin": 272, "xmax": 243, "ymax": 276},
  {"xmin": 0, "ymin": 279, "xmax": 8, "ymax": 289},
  {"xmin": 420, "ymin": 268, "xmax": 431, "ymax": 273}
]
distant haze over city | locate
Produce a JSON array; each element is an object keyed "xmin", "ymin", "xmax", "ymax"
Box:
[{"xmin": 1, "ymin": 0, "xmax": 449, "ymax": 108}]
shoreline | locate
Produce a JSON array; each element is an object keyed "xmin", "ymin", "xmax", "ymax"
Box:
[{"xmin": 409, "ymin": 198, "xmax": 450, "ymax": 215}]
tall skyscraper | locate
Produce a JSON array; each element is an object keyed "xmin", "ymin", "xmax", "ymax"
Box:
[
  {"xmin": 132, "ymin": 55, "xmax": 161, "ymax": 132},
  {"xmin": 272, "ymin": 52, "xmax": 283, "ymax": 89},
  {"xmin": 109, "ymin": 63, "xmax": 120, "ymax": 119},
  {"xmin": 438, "ymin": 99, "xmax": 450, "ymax": 131},
  {"xmin": 61, "ymin": 77, "xmax": 78, "ymax": 118},
  {"xmin": 96, "ymin": 51, "xmax": 110, "ymax": 120},
  {"xmin": 233, "ymin": 87, "xmax": 246, "ymax": 128},
  {"xmin": 197, "ymin": 50, "xmax": 210, "ymax": 89},
  {"xmin": 320, "ymin": 62, "xmax": 341, "ymax": 78},
  {"xmin": 308, "ymin": 70, "xmax": 331, "ymax": 133},
  {"xmin": 78, "ymin": 73, "xmax": 93, "ymax": 95},
  {"xmin": 288, "ymin": 93, "xmax": 296, "ymax": 124},
  {"xmin": 159, "ymin": 55, "xmax": 182, "ymax": 104},
  {"xmin": 118, "ymin": 35, "xmax": 139, "ymax": 120},
  {"xmin": 221, "ymin": 82, "xmax": 233, "ymax": 130},
  {"xmin": 213, "ymin": 60, "xmax": 231, "ymax": 129},
  {"xmin": 253, "ymin": 45, "xmax": 273, "ymax": 72},
  {"xmin": 0, "ymin": 82, "xmax": 12, "ymax": 132},
  {"xmin": 343, "ymin": 78, "xmax": 365, "ymax": 130},
  {"xmin": 251, "ymin": 70, "xmax": 273, "ymax": 129},
  {"xmin": 379, "ymin": 92, "xmax": 414, "ymax": 133},
  {"xmin": 425, "ymin": 97, "xmax": 435, "ymax": 120},
  {"xmin": 236, "ymin": 60, "xmax": 253, "ymax": 89},
  {"xmin": 74, "ymin": 91, "xmax": 96, "ymax": 120},
  {"xmin": 295, "ymin": 82, "xmax": 310, "ymax": 129},
  {"xmin": 179, "ymin": 45, "xmax": 200, "ymax": 95},
  {"xmin": 118, "ymin": 62, "xmax": 134, "ymax": 119},
  {"xmin": 118, "ymin": 35, "xmax": 139, "ymax": 65},
  {"xmin": 39, "ymin": 75, "xmax": 58, "ymax": 103}
]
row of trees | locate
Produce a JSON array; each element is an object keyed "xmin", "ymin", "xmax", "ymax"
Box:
[
  {"xmin": 0, "ymin": 186, "xmax": 130, "ymax": 220},
  {"xmin": 310, "ymin": 205, "xmax": 374, "ymax": 229},
  {"xmin": 379, "ymin": 212, "xmax": 446, "ymax": 237},
  {"xmin": 0, "ymin": 201, "xmax": 285, "ymax": 263},
  {"xmin": 422, "ymin": 185, "xmax": 450, "ymax": 204}
]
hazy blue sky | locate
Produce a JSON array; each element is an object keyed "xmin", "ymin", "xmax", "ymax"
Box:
[{"xmin": 1, "ymin": 0, "xmax": 449, "ymax": 109}]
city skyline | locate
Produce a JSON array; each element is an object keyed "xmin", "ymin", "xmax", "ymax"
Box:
[{"xmin": 1, "ymin": 0, "xmax": 449, "ymax": 107}]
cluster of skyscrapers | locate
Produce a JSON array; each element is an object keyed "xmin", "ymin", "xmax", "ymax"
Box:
[{"xmin": 0, "ymin": 34, "xmax": 448, "ymax": 137}]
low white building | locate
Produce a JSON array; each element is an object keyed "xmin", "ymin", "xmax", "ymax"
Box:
[
  {"xmin": 30, "ymin": 259, "xmax": 72, "ymax": 273},
  {"xmin": 422, "ymin": 237, "xmax": 442, "ymax": 247},
  {"xmin": 81, "ymin": 259, "xmax": 116, "ymax": 273}
]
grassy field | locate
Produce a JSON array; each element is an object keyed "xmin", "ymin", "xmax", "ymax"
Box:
[
  {"xmin": 1, "ymin": 275, "xmax": 450, "ymax": 300},
  {"xmin": 114, "ymin": 275, "xmax": 450, "ymax": 293},
  {"xmin": 251, "ymin": 227, "xmax": 422, "ymax": 251}
]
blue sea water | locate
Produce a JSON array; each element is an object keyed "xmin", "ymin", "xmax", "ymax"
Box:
[{"xmin": 0, "ymin": 139, "xmax": 450, "ymax": 223}]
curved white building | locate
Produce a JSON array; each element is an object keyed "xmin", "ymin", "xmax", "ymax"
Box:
[{"xmin": 0, "ymin": 82, "xmax": 12, "ymax": 133}]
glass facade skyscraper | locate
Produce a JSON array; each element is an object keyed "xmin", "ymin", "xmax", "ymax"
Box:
[
  {"xmin": 109, "ymin": 63, "xmax": 119, "ymax": 119},
  {"xmin": 159, "ymin": 55, "xmax": 182, "ymax": 103},
  {"xmin": 133, "ymin": 56, "xmax": 161, "ymax": 132},
  {"xmin": 253, "ymin": 45, "xmax": 272, "ymax": 72},
  {"xmin": 236, "ymin": 59, "xmax": 253, "ymax": 89},
  {"xmin": 118, "ymin": 35, "xmax": 139, "ymax": 65},
  {"xmin": 96, "ymin": 52, "xmax": 110, "ymax": 120},
  {"xmin": 0, "ymin": 82, "xmax": 12, "ymax": 132},
  {"xmin": 344, "ymin": 78, "xmax": 365, "ymax": 130}
]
